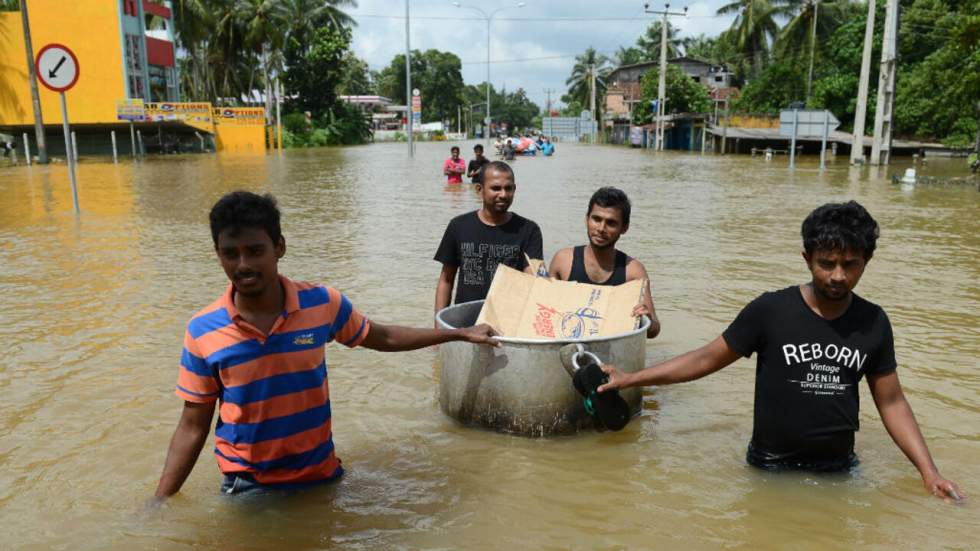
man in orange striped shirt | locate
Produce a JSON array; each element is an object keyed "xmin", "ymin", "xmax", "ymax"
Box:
[{"xmin": 152, "ymin": 191, "xmax": 497, "ymax": 500}]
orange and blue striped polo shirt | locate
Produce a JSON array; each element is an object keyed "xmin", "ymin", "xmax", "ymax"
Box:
[{"xmin": 175, "ymin": 275, "xmax": 370, "ymax": 485}]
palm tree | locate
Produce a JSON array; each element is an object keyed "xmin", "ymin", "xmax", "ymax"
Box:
[
  {"xmin": 772, "ymin": 0, "xmax": 850, "ymax": 100},
  {"xmin": 280, "ymin": 0, "xmax": 357, "ymax": 48},
  {"xmin": 636, "ymin": 21, "xmax": 687, "ymax": 61},
  {"xmin": 236, "ymin": 0, "xmax": 289, "ymax": 118},
  {"xmin": 716, "ymin": 0, "xmax": 780, "ymax": 77},
  {"xmin": 614, "ymin": 46, "xmax": 646, "ymax": 67},
  {"xmin": 565, "ymin": 47, "xmax": 613, "ymax": 120}
]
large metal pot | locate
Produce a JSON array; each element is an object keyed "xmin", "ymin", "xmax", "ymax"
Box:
[{"xmin": 436, "ymin": 300, "xmax": 650, "ymax": 437}]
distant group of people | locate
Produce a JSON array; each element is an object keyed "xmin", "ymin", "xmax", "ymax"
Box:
[
  {"xmin": 151, "ymin": 159, "xmax": 962, "ymax": 505},
  {"xmin": 443, "ymin": 138, "xmax": 554, "ymax": 185}
]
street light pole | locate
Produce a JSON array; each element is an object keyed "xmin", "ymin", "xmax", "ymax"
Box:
[
  {"xmin": 454, "ymin": 2, "xmax": 525, "ymax": 148},
  {"xmin": 486, "ymin": 14, "xmax": 490, "ymax": 149},
  {"xmin": 405, "ymin": 0, "xmax": 413, "ymax": 158}
]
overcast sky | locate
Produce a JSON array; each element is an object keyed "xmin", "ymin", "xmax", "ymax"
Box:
[{"xmin": 348, "ymin": 1, "xmax": 737, "ymax": 109}]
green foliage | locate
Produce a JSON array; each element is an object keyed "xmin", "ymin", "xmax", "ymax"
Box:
[
  {"xmin": 716, "ymin": 0, "xmax": 780, "ymax": 76},
  {"xmin": 374, "ymin": 49, "xmax": 465, "ymax": 124},
  {"xmin": 563, "ymin": 48, "xmax": 612, "ymax": 121},
  {"xmin": 733, "ymin": 60, "xmax": 806, "ymax": 114},
  {"xmin": 634, "ymin": 65, "xmax": 713, "ymax": 124},
  {"xmin": 320, "ymin": 101, "xmax": 373, "ymax": 145},
  {"xmin": 0, "ymin": 0, "xmax": 17, "ymax": 11},
  {"xmin": 614, "ymin": 46, "xmax": 647, "ymax": 67},
  {"xmin": 337, "ymin": 51, "xmax": 374, "ymax": 96},
  {"xmin": 894, "ymin": 12, "xmax": 980, "ymax": 146},
  {"xmin": 283, "ymin": 26, "xmax": 350, "ymax": 119},
  {"xmin": 635, "ymin": 21, "xmax": 685, "ymax": 61},
  {"xmin": 281, "ymin": 103, "xmax": 371, "ymax": 148},
  {"xmin": 462, "ymin": 83, "xmax": 540, "ymax": 132},
  {"xmin": 282, "ymin": 112, "xmax": 312, "ymax": 139}
]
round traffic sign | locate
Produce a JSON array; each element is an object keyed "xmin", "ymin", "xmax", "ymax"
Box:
[
  {"xmin": 35, "ymin": 43, "xmax": 79, "ymax": 93},
  {"xmin": 412, "ymin": 88, "xmax": 420, "ymax": 97}
]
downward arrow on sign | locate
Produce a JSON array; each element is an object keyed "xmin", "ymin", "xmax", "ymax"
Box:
[{"xmin": 48, "ymin": 56, "xmax": 66, "ymax": 79}]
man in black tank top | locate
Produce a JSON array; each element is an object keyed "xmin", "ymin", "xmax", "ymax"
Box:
[{"xmin": 548, "ymin": 187, "xmax": 661, "ymax": 339}]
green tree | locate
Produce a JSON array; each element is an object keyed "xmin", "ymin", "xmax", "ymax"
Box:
[
  {"xmin": 283, "ymin": 25, "xmax": 350, "ymax": 118},
  {"xmin": 634, "ymin": 64, "xmax": 712, "ymax": 124},
  {"xmin": 733, "ymin": 60, "xmax": 806, "ymax": 113},
  {"xmin": 716, "ymin": 0, "xmax": 779, "ymax": 76},
  {"xmin": 894, "ymin": 11, "xmax": 980, "ymax": 145},
  {"xmin": 337, "ymin": 52, "xmax": 373, "ymax": 95},
  {"xmin": 374, "ymin": 49, "xmax": 464, "ymax": 124},
  {"xmin": 614, "ymin": 46, "xmax": 646, "ymax": 67},
  {"xmin": 564, "ymin": 47, "xmax": 612, "ymax": 120},
  {"xmin": 636, "ymin": 21, "xmax": 686, "ymax": 61}
]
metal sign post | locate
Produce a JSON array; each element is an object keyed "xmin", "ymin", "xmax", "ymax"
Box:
[
  {"xmin": 790, "ymin": 109, "xmax": 798, "ymax": 169},
  {"xmin": 35, "ymin": 43, "xmax": 80, "ymax": 213},
  {"xmin": 820, "ymin": 110, "xmax": 830, "ymax": 171},
  {"xmin": 779, "ymin": 109, "xmax": 840, "ymax": 170}
]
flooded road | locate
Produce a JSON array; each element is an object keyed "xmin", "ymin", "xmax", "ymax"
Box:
[{"xmin": 0, "ymin": 142, "xmax": 977, "ymax": 549}]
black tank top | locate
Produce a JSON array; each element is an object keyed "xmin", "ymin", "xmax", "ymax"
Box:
[{"xmin": 569, "ymin": 245, "xmax": 628, "ymax": 286}]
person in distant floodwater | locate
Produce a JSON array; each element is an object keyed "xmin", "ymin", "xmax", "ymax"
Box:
[
  {"xmin": 599, "ymin": 201, "xmax": 963, "ymax": 501},
  {"xmin": 443, "ymin": 146, "xmax": 466, "ymax": 184},
  {"xmin": 467, "ymin": 144, "xmax": 490, "ymax": 185}
]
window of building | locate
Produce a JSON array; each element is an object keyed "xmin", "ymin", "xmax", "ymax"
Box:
[
  {"xmin": 148, "ymin": 65, "xmax": 168, "ymax": 102},
  {"xmin": 715, "ymin": 75, "xmax": 723, "ymax": 82},
  {"xmin": 125, "ymin": 34, "xmax": 146, "ymax": 99}
]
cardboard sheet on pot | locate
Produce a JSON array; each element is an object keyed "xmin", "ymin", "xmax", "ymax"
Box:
[{"xmin": 476, "ymin": 264, "xmax": 645, "ymax": 339}]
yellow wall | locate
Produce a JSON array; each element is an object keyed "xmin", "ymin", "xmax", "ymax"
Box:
[
  {"xmin": 727, "ymin": 115, "xmax": 780, "ymax": 129},
  {"xmin": 0, "ymin": 1, "xmax": 126, "ymax": 126},
  {"xmin": 215, "ymin": 125, "xmax": 267, "ymax": 153}
]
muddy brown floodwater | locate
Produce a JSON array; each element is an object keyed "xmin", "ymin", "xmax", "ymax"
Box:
[{"xmin": 0, "ymin": 142, "xmax": 977, "ymax": 549}]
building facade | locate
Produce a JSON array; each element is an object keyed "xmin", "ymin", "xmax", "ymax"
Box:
[
  {"xmin": 604, "ymin": 57, "xmax": 735, "ymax": 123},
  {"xmin": 0, "ymin": 0, "xmax": 179, "ymax": 131}
]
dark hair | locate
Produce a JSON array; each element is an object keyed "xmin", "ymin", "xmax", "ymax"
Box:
[
  {"xmin": 482, "ymin": 160, "xmax": 515, "ymax": 182},
  {"xmin": 801, "ymin": 200, "xmax": 879, "ymax": 260},
  {"xmin": 474, "ymin": 144, "xmax": 483, "ymax": 152},
  {"xmin": 588, "ymin": 187, "xmax": 631, "ymax": 227},
  {"xmin": 209, "ymin": 191, "xmax": 282, "ymax": 246},
  {"xmin": 451, "ymin": 146, "xmax": 460, "ymax": 153}
]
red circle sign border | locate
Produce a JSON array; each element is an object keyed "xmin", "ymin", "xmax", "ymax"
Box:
[{"xmin": 35, "ymin": 43, "xmax": 80, "ymax": 93}]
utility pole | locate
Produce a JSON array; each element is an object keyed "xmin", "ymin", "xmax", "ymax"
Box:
[
  {"xmin": 850, "ymin": 0, "xmax": 876, "ymax": 165},
  {"xmin": 589, "ymin": 63, "xmax": 597, "ymax": 143},
  {"xmin": 543, "ymin": 88, "xmax": 555, "ymax": 115},
  {"xmin": 805, "ymin": 0, "xmax": 819, "ymax": 103},
  {"xmin": 644, "ymin": 3, "xmax": 687, "ymax": 151},
  {"xmin": 871, "ymin": 0, "xmax": 898, "ymax": 165},
  {"xmin": 19, "ymin": 0, "xmax": 48, "ymax": 164},
  {"xmin": 404, "ymin": 0, "xmax": 413, "ymax": 157}
]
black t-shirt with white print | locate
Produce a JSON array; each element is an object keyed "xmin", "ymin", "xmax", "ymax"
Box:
[
  {"xmin": 723, "ymin": 286, "xmax": 897, "ymax": 470},
  {"xmin": 434, "ymin": 211, "xmax": 543, "ymax": 304}
]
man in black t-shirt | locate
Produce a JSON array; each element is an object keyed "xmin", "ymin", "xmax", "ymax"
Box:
[
  {"xmin": 467, "ymin": 144, "xmax": 490, "ymax": 184},
  {"xmin": 599, "ymin": 201, "xmax": 962, "ymax": 501},
  {"xmin": 434, "ymin": 161, "xmax": 543, "ymax": 313}
]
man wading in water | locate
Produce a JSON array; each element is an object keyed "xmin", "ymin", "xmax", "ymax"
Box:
[
  {"xmin": 548, "ymin": 187, "xmax": 661, "ymax": 339},
  {"xmin": 434, "ymin": 161, "xmax": 543, "ymax": 316},
  {"xmin": 599, "ymin": 201, "xmax": 963, "ymax": 501},
  {"xmin": 151, "ymin": 192, "xmax": 497, "ymax": 501}
]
